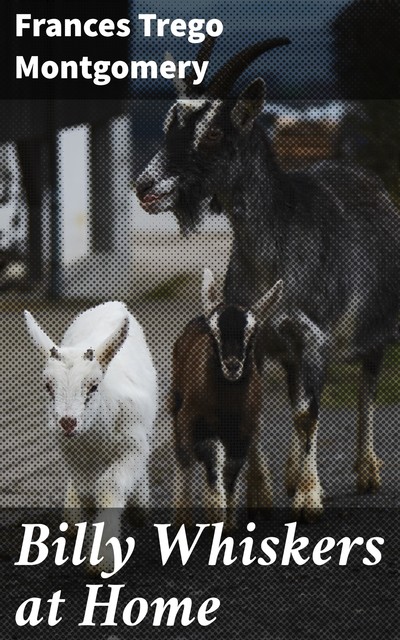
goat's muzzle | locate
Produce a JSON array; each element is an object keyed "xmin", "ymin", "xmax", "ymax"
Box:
[
  {"xmin": 59, "ymin": 416, "xmax": 77, "ymax": 437},
  {"xmin": 135, "ymin": 173, "xmax": 177, "ymax": 214},
  {"xmin": 136, "ymin": 176, "xmax": 155, "ymax": 202},
  {"xmin": 222, "ymin": 357, "xmax": 243, "ymax": 381}
]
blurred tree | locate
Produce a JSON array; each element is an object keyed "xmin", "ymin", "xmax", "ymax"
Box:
[{"xmin": 332, "ymin": 0, "xmax": 400, "ymax": 200}]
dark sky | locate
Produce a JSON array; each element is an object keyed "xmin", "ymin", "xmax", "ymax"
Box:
[{"xmin": 132, "ymin": 0, "xmax": 351, "ymax": 95}]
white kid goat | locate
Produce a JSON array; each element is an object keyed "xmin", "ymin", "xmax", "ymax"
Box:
[{"xmin": 24, "ymin": 301, "xmax": 157, "ymax": 575}]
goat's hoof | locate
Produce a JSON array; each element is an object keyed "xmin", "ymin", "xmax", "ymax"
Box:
[
  {"xmin": 292, "ymin": 483, "xmax": 324, "ymax": 523},
  {"xmin": 86, "ymin": 562, "xmax": 107, "ymax": 576},
  {"xmin": 203, "ymin": 487, "xmax": 227, "ymax": 524},
  {"xmin": 356, "ymin": 456, "xmax": 383, "ymax": 495},
  {"xmin": 284, "ymin": 462, "xmax": 301, "ymax": 498},
  {"xmin": 247, "ymin": 490, "xmax": 273, "ymax": 519},
  {"xmin": 247, "ymin": 478, "xmax": 273, "ymax": 514},
  {"xmin": 294, "ymin": 505, "xmax": 323, "ymax": 524}
]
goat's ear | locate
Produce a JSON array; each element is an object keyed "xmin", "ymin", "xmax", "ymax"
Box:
[
  {"xmin": 209, "ymin": 195, "xmax": 223, "ymax": 214},
  {"xmin": 24, "ymin": 310, "xmax": 57, "ymax": 354},
  {"xmin": 165, "ymin": 52, "xmax": 187, "ymax": 97},
  {"xmin": 252, "ymin": 279, "xmax": 283, "ymax": 324},
  {"xmin": 202, "ymin": 268, "xmax": 218, "ymax": 316},
  {"xmin": 95, "ymin": 316, "xmax": 130, "ymax": 371},
  {"xmin": 231, "ymin": 78, "xmax": 266, "ymax": 133}
]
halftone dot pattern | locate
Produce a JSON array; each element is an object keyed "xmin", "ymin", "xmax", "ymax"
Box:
[
  {"xmin": 2, "ymin": 1, "xmax": 400, "ymax": 638},
  {"xmin": 2, "ymin": 100, "xmax": 399, "ymax": 635},
  {"xmin": 133, "ymin": 0, "xmax": 399, "ymax": 101}
]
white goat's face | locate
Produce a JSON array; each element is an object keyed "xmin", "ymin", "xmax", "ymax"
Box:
[
  {"xmin": 24, "ymin": 310, "xmax": 130, "ymax": 438},
  {"xmin": 43, "ymin": 348, "xmax": 104, "ymax": 436}
]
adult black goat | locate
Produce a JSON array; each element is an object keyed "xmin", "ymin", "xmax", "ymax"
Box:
[{"xmin": 136, "ymin": 38, "xmax": 400, "ymax": 520}]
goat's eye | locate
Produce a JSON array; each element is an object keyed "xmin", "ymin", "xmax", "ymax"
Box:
[
  {"xmin": 206, "ymin": 127, "xmax": 222, "ymax": 142},
  {"xmin": 87, "ymin": 384, "xmax": 98, "ymax": 395},
  {"xmin": 45, "ymin": 382, "xmax": 54, "ymax": 397}
]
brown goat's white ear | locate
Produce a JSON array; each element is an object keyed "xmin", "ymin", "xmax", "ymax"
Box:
[
  {"xmin": 231, "ymin": 78, "xmax": 266, "ymax": 133},
  {"xmin": 202, "ymin": 268, "xmax": 218, "ymax": 316},
  {"xmin": 95, "ymin": 316, "xmax": 130, "ymax": 370},
  {"xmin": 24, "ymin": 310, "xmax": 58, "ymax": 354},
  {"xmin": 252, "ymin": 279, "xmax": 283, "ymax": 324}
]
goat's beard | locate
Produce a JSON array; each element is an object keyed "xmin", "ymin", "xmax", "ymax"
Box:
[{"xmin": 174, "ymin": 183, "xmax": 211, "ymax": 236}]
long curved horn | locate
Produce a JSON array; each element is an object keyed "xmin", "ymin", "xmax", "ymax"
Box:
[
  {"xmin": 206, "ymin": 37, "xmax": 290, "ymax": 98},
  {"xmin": 185, "ymin": 35, "xmax": 217, "ymax": 94}
]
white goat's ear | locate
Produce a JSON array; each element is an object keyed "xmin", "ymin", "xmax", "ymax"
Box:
[
  {"xmin": 95, "ymin": 316, "xmax": 129, "ymax": 370},
  {"xmin": 24, "ymin": 310, "xmax": 58, "ymax": 354},
  {"xmin": 202, "ymin": 268, "xmax": 218, "ymax": 316},
  {"xmin": 252, "ymin": 279, "xmax": 283, "ymax": 324},
  {"xmin": 231, "ymin": 78, "xmax": 266, "ymax": 133}
]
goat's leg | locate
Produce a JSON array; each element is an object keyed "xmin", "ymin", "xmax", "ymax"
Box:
[
  {"xmin": 224, "ymin": 456, "xmax": 246, "ymax": 530},
  {"xmin": 355, "ymin": 351, "xmax": 383, "ymax": 494},
  {"xmin": 282, "ymin": 313, "xmax": 328, "ymax": 513},
  {"xmin": 292, "ymin": 424, "xmax": 324, "ymax": 522},
  {"xmin": 285, "ymin": 428, "xmax": 303, "ymax": 497},
  {"xmin": 201, "ymin": 439, "xmax": 227, "ymax": 524},
  {"xmin": 173, "ymin": 408, "xmax": 196, "ymax": 526},
  {"xmin": 135, "ymin": 473, "xmax": 150, "ymax": 509},
  {"xmin": 173, "ymin": 463, "xmax": 195, "ymax": 528},
  {"xmin": 129, "ymin": 471, "xmax": 150, "ymax": 527},
  {"xmin": 63, "ymin": 478, "xmax": 83, "ymax": 537},
  {"xmin": 246, "ymin": 430, "xmax": 273, "ymax": 517},
  {"xmin": 284, "ymin": 363, "xmax": 305, "ymax": 497},
  {"xmin": 285, "ymin": 359, "xmax": 325, "ymax": 521},
  {"xmin": 87, "ymin": 501, "xmax": 125, "ymax": 576},
  {"xmin": 87, "ymin": 447, "xmax": 147, "ymax": 575}
]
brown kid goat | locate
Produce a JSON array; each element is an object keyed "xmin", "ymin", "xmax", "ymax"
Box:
[{"xmin": 171, "ymin": 268, "xmax": 283, "ymax": 528}]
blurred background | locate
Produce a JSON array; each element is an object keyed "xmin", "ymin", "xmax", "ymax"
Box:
[{"xmin": 1, "ymin": 0, "xmax": 398, "ymax": 297}]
